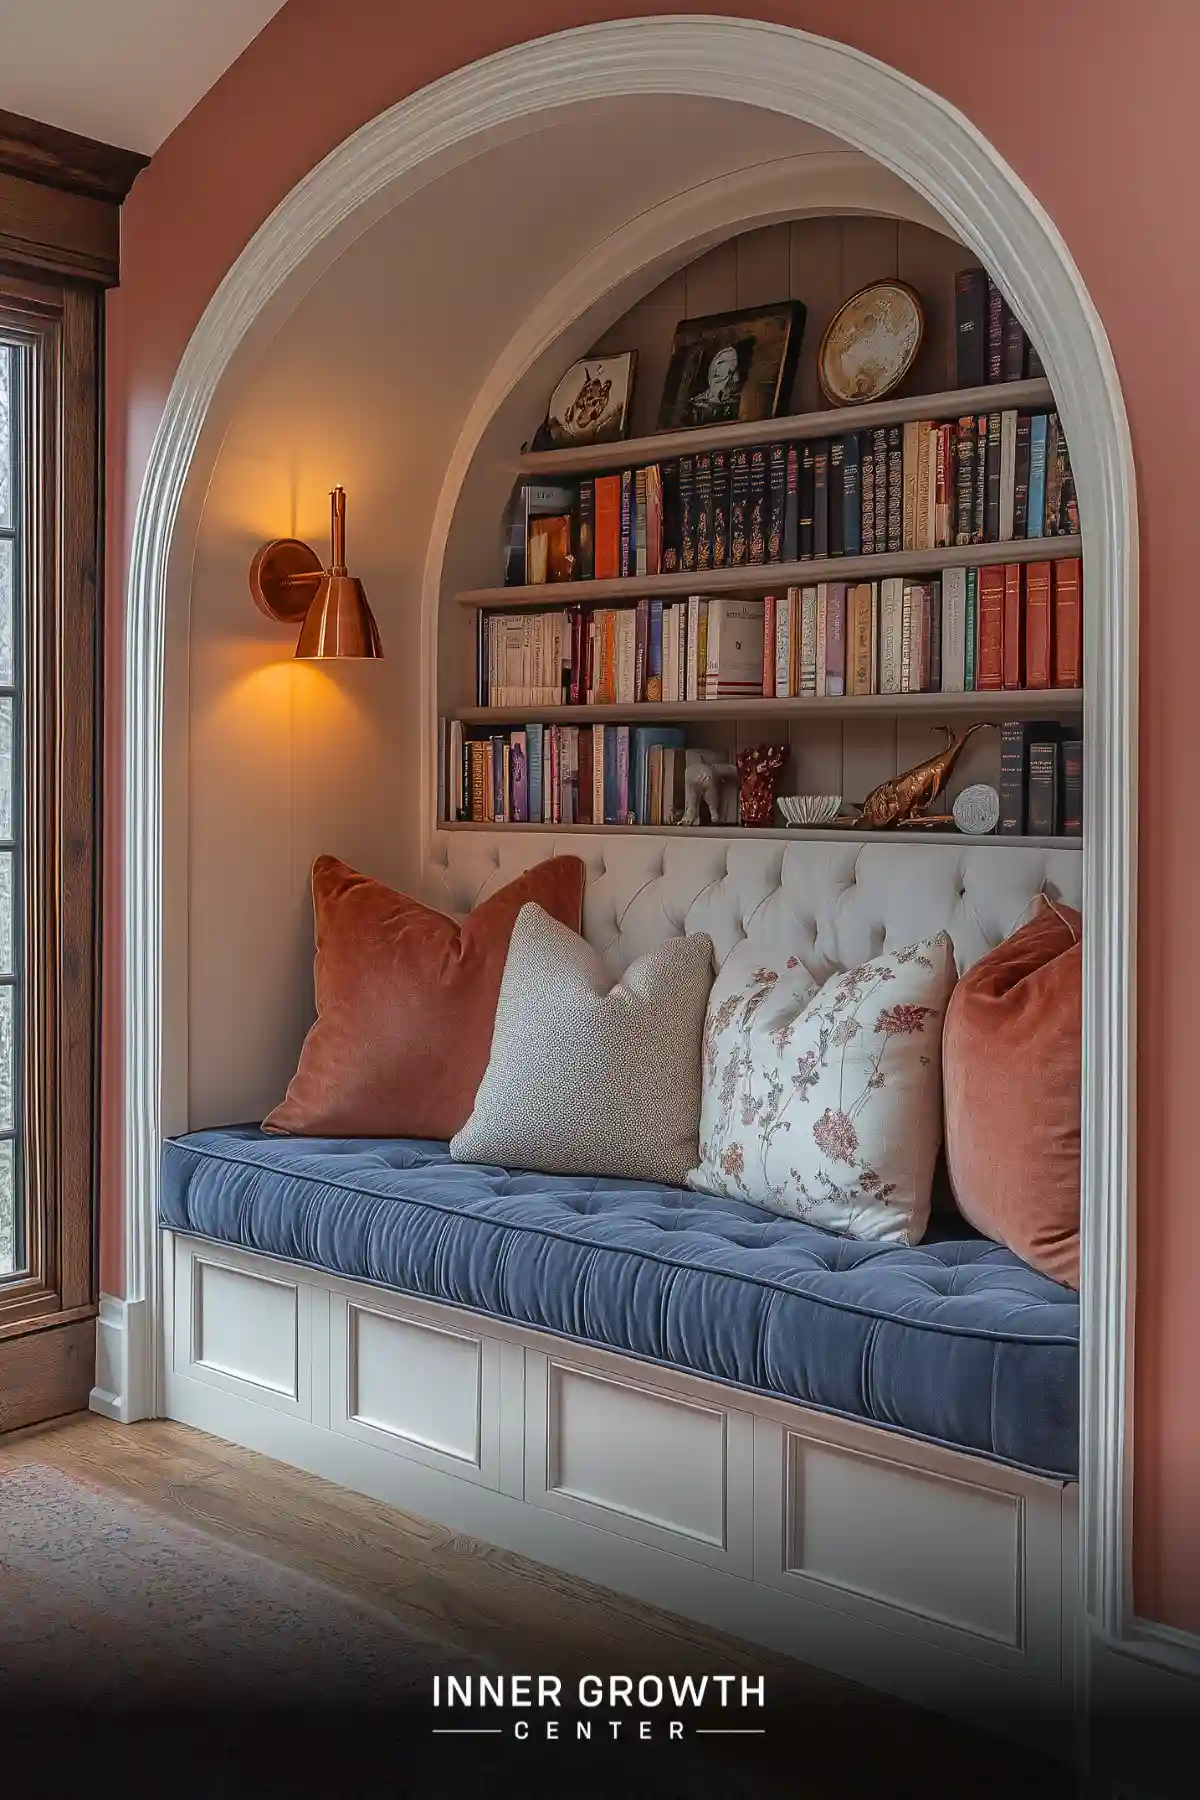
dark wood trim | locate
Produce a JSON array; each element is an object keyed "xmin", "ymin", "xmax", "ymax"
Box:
[
  {"xmin": 0, "ymin": 1318, "xmax": 95, "ymax": 1434},
  {"xmin": 0, "ymin": 106, "xmax": 147, "ymax": 205},
  {"xmin": 0, "ymin": 170, "xmax": 120, "ymax": 286},
  {"xmin": 0, "ymin": 269, "xmax": 101, "ymax": 1410}
]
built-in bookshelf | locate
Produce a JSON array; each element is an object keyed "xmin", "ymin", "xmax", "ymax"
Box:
[
  {"xmin": 437, "ymin": 216, "xmax": 1085, "ymax": 846},
  {"xmin": 440, "ymin": 820, "xmax": 1080, "ymax": 849}
]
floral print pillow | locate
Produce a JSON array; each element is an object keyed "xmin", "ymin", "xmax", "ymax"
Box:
[{"xmin": 687, "ymin": 934, "xmax": 957, "ymax": 1245}]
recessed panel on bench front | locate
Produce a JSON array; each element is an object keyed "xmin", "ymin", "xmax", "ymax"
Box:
[
  {"xmin": 784, "ymin": 1433, "xmax": 1023, "ymax": 1647},
  {"xmin": 329, "ymin": 1293, "xmax": 506, "ymax": 1489},
  {"xmin": 173, "ymin": 1241, "xmax": 312, "ymax": 1417},
  {"xmin": 526, "ymin": 1351, "xmax": 754, "ymax": 1574}
]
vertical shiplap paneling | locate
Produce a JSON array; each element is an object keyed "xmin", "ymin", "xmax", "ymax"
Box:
[
  {"xmin": 898, "ymin": 221, "xmax": 966, "ymax": 395},
  {"xmin": 788, "ymin": 217, "xmax": 845, "ymax": 414},
  {"xmin": 683, "ymin": 237, "xmax": 739, "ymax": 318},
  {"xmin": 590, "ymin": 266, "xmax": 687, "ymax": 441},
  {"xmin": 841, "ymin": 717, "xmax": 899, "ymax": 811},
  {"xmin": 735, "ymin": 224, "xmax": 792, "ymax": 307}
]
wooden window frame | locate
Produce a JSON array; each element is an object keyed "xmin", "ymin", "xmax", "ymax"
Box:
[{"xmin": 0, "ymin": 270, "xmax": 101, "ymax": 1351}]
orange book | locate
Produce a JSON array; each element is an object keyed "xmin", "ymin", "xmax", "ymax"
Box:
[
  {"xmin": 594, "ymin": 475, "xmax": 621, "ymax": 580},
  {"xmin": 1024, "ymin": 561, "xmax": 1052, "ymax": 688},
  {"xmin": 762, "ymin": 594, "xmax": 776, "ymax": 699},
  {"xmin": 977, "ymin": 565, "xmax": 1005, "ymax": 690},
  {"xmin": 1002, "ymin": 564, "xmax": 1023, "ymax": 689},
  {"xmin": 1053, "ymin": 558, "xmax": 1083, "ymax": 687}
]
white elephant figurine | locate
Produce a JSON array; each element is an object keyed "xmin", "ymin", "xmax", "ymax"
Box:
[{"xmin": 679, "ymin": 749, "xmax": 740, "ymax": 826}]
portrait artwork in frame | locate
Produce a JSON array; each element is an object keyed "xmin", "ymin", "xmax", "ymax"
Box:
[
  {"xmin": 656, "ymin": 301, "xmax": 806, "ymax": 432},
  {"xmin": 533, "ymin": 352, "xmax": 638, "ymax": 451}
]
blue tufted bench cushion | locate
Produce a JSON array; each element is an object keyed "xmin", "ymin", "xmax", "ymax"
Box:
[{"xmin": 160, "ymin": 1126, "xmax": 1079, "ymax": 1480}]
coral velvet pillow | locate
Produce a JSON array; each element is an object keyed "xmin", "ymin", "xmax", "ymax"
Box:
[
  {"xmin": 688, "ymin": 934, "xmax": 957, "ymax": 1245},
  {"xmin": 263, "ymin": 854, "xmax": 585, "ymax": 1141},
  {"xmin": 942, "ymin": 897, "xmax": 1081, "ymax": 1288}
]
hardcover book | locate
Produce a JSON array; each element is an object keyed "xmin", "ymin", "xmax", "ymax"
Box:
[
  {"xmin": 799, "ymin": 443, "xmax": 816, "ymax": 560},
  {"xmin": 878, "ymin": 577, "xmax": 904, "ymax": 695},
  {"xmin": 660, "ymin": 461, "xmax": 682, "ymax": 573},
  {"xmin": 783, "ymin": 445, "xmax": 800, "ymax": 562},
  {"xmin": 954, "ymin": 416, "xmax": 975, "ymax": 546},
  {"xmin": 1053, "ymin": 558, "xmax": 1083, "ymax": 687},
  {"xmin": 694, "ymin": 452, "xmax": 713, "ymax": 571},
  {"xmin": 1001, "ymin": 303, "xmax": 1026, "ymax": 381},
  {"xmin": 977, "ymin": 564, "xmax": 1005, "ymax": 689},
  {"xmin": 1012, "ymin": 415, "xmax": 1032, "ymax": 539},
  {"xmin": 964, "ymin": 568, "xmax": 979, "ymax": 690},
  {"xmin": 827, "ymin": 438, "xmax": 845, "ymax": 557},
  {"xmin": 940, "ymin": 567, "xmax": 967, "ymax": 692},
  {"xmin": 815, "ymin": 583, "xmax": 828, "ymax": 696},
  {"xmin": 767, "ymin": 442, "xmax": 787, "ymax": 562},
  {"xmin": 748, "ymin": 446, "xmax": 768, "ymax": 564},
  {"xmin": 635, "ymin": 467, "xmax": 649, "ymax": 577},
  {"xmin": 711, "ymin": 450, "xmax": 730, "ymax": 568},
  {"xmin": 645, "ymin": 464, "xmax": 663, "ymax": 576},
  {"xmin": 986, "ymin": 277, "xmax": 1005, "ymax": 383},
  {"xmin": 527, "ymin": 723, "xmax": 543, "ymax": 823},
  {"xmin": 972, "ymin": 415, "xmax": 988, "ymax": 543},
  {"xmin": 762, "ymin": 593, "xmax": 777, "ymax": 699},
  {"xmin": 860, "ymin": 442, "xmax": 876, "ymax": 554},
  {"xmin": 842, "ymin": 434, "xmax": 861, "ymax": 556},
  {"xmin": 1042, "ymin": 414, "xmax": 1063, "ymax": 537},
  {"xmin": 706, "ymin": 598, "xmax": 766, "ymax": 697},
  {"xmin": 872, "ymin": 426, "xmax": 888, "ymax": 556},
  {"xmin": 984, "ymin": 411, "xmax": 1003, "ymax": 542},
  {"xmin": 813, "ymin": 440, "xmax": 829, "ymax": 559},
  {"xmin": 954, "ymin": 268, "xmax": 988, "ymax": 387},
  {"xmin": 578, "ymin": 479, "xmax": 595, "ymax": 581},
  {"xmin": 1026, "ymin": 739, "xmax": 1060, "ymax": 836},
  {"xmin": 1024, "ymin": 561, "xmax": 1053, "ymax": 688},
  {"xmin": 1002, "ymin": 563, "xmax": 1023, "ymax": 689},
  {"xmin": 1026, "ymin": 415, "xmax": 1049, "ymax": 541},
  {"xmin": 825, "ymin": 583, "xmax": 848, "ymax": 696},
  {"xmin": 929, "ymin": 577, "xmax": 942, "ymax": 692},
  {"xmin": 1060, "ymin": 738, "xmax": 1083, "ymax": 836},
  {"xmin": 775, "ymin": 589, "xmax": 794, "ymax": 697},
  {"xmin": 729, "ymin": 448, "xmax": 750, "ymax": 566},
  {"xmin": 619, "ymin": 470, "xmax": 634, "ymax": 577},
  {"xmin": 594, "ymin": 474, "xmax": 622, "ymax": 580},
  {"xmin": 680, "ymin": 455, "xmax": 697, "ymax": 572},
  {"xmin": 848, "ymin": 583, "xmax": 874, "ymax": 695},
  {"xmin": 885, "ymin": 425, "xmax": 903, "ymax": 553},
  {"xmin": 799, "ymin": 586, "xmax": 818, "ymax": 696},
  {"xmin": 998, "ymin": 720, "xmax": 1039, "ymax": 835},
  {"xmin": 998, "ymin": 410, "xmax": 1018, "ymax": 541},
  {"xmin": 902, "ymin": 419, "xmax": 920, "ymax": 551}
]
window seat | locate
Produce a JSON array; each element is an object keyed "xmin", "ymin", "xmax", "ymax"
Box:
[{"xmin": 161, "ymin": 1125, "xmax": 1078, "ymax": 1480}]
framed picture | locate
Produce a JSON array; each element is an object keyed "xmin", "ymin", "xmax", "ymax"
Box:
[
  {"xmin": 535, "ymin": 352, "xmax": 637, "ymax": 450},
  {"xmin": 656, "ymin": 301, "xmax": 805, "ymax": 432},
  {"xmin": 817, "ymin": 281, "xmax": 924, "ymax": 405}
]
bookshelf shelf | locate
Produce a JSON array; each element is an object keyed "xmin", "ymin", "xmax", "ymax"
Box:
[
  {"xmin": 438, "ymin": 821, "xmax": 1082, "ymax": 850},
  {"xmin": 459, "ymin": 535, "xmax": 1082, "ymax": 611},
  {"xmin": 454, "ymin": 688, "xmax": 1082, "ymax": 726},
  {"xmin": 517, "ymin": 378, "xmax": 1056, "ymax": 476}
]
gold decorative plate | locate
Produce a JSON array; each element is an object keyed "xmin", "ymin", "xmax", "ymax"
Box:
[{"xmin": 817, "ymin": 281, "xmax": 924, "ymax": 406}]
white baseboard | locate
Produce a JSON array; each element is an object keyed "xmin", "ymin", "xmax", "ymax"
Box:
[{"xmin": 89, "ymin": 1293, "xmax": 152, "ymax": 1423}]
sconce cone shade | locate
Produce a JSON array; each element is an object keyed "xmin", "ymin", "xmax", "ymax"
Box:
[
  {"xmin": 249, "ymin": 486, "xmax": 383, "ymax": 658},
  {"xmin": 295, "ymin": 573, "xmax": 383, "ymax": 659}
]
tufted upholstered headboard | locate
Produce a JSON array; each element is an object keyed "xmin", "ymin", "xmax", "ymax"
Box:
[{"xmin": 426, "ymin": 831, "xmax": 1082, "ymax": 982}]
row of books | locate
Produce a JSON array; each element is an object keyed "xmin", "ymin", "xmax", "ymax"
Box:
[
  {"xmin": 999, "ymin": 722, "xmax": 1082, "ymax": 837},
  {"xmin": 476, "ymin": 558, "xmax": 1082, "ymax": 707},
  {"xmin": 437, "ymin": 715, "xmax": 1083, "ymax": 837},
  {"xmin": 504, "ymin": 410, "xmax": 1075, "ymax": 587},
  {"xmin": 954, "ymin": 267, "xmax": 1043, "ymax": 388},
  {"xmin": 441, "ymin": 721, "xmax": 689, "ymax": 827}
]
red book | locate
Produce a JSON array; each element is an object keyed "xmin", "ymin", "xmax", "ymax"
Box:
[
  {"xmin": 762, "ymin": 594, "xmax": 776, "ymax": 699},
  {"xmin": 1053, "ymin": 558, "xmax": 1083, "ymax": 687},
  {"xmin": 977, "ymin": 565, "xmax": 1005, "ymax": 690},
  {"xmin": 594, "ymin": 475, "xmax": 621, "ymax": 580},
  {"xmin": 1002, "ymin": 564, "xmax": 1023, "ymax": 689},
  {"xmin": 1024, "ymin": 561, "xmax": 1052, "ymax": 688},
  {"xmin": 577, "ymin": 726, "xmax": 593, "ymax": 824}
]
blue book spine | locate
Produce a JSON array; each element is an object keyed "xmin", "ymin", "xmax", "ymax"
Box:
[
  {"xmin": 603, "ymin": 725, "xmax": 621, "ymax": 824},
  {"xmin": 648, "ymin": 602, "xmax": 664, "ymax": 697},
  {"xmin": 526, "ymin": 723, "xmax": 543, "ymax": 823},
  {"xmin": 1027, "ymin": 415, "xmax": 1048, "ymax": 539}
]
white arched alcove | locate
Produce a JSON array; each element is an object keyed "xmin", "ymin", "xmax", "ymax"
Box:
[{"xmin": 112, "ymin": 16, "xmax": 1138, "ymax": 1675}]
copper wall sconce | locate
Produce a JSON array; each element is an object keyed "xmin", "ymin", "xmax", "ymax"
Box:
[{"xmin": 249, "ymin": 486, "xmax": 383, "ymax": 658}]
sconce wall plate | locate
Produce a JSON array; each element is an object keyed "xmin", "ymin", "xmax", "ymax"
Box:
[{"xmin": 249, "ymin": 537, "xmax": 325, "ymax": 623}]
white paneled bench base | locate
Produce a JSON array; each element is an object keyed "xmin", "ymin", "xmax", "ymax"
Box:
[{"xmin": 164, "ymin": 1229, "xmax": 1078, "ymax": 1752}]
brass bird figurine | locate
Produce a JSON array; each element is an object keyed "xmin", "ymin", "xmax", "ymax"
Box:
[{"xmin": 852, "ymin": 722, "xmax": 994, "ymax": 829}]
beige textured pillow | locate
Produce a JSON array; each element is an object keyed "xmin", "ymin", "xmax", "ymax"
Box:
[{"xmin": 450, "ymin": 903, "xmax": 714, "ymax": 1185}]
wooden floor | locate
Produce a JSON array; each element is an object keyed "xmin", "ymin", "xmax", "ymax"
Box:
[{"xmin": 0, "ymin": 1412, "xmax": 1076, "ymax": 1797}]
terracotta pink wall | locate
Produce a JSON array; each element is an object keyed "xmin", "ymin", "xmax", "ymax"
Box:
[{"xmin": 104, "ymin": 0, "xmax": 1199, "ymax": 1629}]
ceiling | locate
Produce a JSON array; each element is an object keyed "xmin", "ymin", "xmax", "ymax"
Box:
[{"xmin": 0, "ymin": 0, "xmax": 287, "ymax": 154}]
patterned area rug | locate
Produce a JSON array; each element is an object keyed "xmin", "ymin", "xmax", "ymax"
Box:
[{"xmin": 0, "ymin": 1462, "xmax": 470, "ymax": 1707}]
